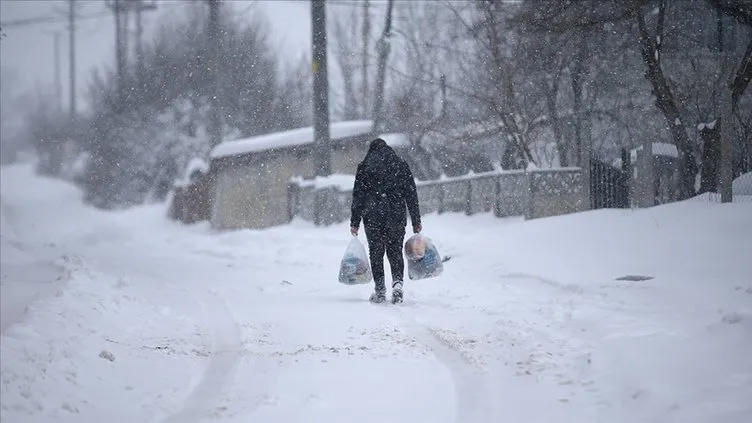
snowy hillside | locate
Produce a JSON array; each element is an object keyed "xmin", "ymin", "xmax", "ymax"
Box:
[{"xmin": 1, "ymin": 162, "xmax": 751, "ymax": 423}]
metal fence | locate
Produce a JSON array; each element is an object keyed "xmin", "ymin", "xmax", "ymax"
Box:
[
  {"xmin": 288, "ymin": 168, "xmax": 587, "ymax": 226},
  {"xmin": 695, "ymin": 171, "xmax": 752, "ymax": 203}
]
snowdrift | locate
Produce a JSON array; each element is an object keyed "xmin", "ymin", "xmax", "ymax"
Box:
[{"xmin": 1, "ymin": 161, "xmax": 750, "ymax": 423}]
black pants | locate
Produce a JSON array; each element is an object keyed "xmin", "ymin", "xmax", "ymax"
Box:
[{"xmin": 365, "ymin": 225, "xmax": 405, "ymax": 293}]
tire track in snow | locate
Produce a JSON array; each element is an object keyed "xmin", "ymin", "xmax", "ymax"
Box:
[
  {"xmin": 161, "ymin": 289, "xmax": 242, "ymax": 423},
  {"xmin": 389, "ymin": 306, "xmax": 500, "ymax": 423}
]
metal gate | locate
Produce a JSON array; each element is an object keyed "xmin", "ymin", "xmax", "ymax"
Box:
[{"xmin": 590, "ymin": 150, "xmax": 629, "ymax": 209}]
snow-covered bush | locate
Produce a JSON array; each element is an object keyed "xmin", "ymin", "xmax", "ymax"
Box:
[{"xmin": 76, "ymin": 4, "xmax": 310, "ymax": 210}]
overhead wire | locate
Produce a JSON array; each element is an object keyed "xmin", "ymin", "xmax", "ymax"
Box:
[
  {"xmin": 1, "ymin": 1, "xmax": 188, "ymax": 30},
  {"xmin": 1, "ymin": 10, "xmax": 110, "ymax": 29}
]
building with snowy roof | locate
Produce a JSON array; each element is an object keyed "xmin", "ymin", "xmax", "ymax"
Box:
[
  {"xmin": 207, "ymin": 120, "xmax": 408, "ymax": 230},
  {"xmin": 613, "ymin": 142, "xmax": 680, "ymax": 206}
]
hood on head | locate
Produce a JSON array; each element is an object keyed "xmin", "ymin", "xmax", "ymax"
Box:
[
  {"xmin": 368, "ymin": 138, "xmax": 388, "ymax": 153},
  {"xmin": 363, "ymin": 138, "xmax": 397, "ymax": 173}
]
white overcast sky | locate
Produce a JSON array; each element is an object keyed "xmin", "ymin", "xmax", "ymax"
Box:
[{"xmin": 0, "ymin": 0, "xmax": 323, "ymax": 112}]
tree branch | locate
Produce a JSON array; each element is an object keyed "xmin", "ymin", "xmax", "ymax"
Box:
[
  {"xmin": 371, "ymin": 0, "xmax": 395, "ymax": 132},
  {"xmin": 635, "ymin": 1, "xmax": 697, "ymax": 199},
  {"xmin": 705, "ymin": 0, "xmax": 752, "ymax": 27},
  {"xmin": 511, "ymin": 0, "xmax": 636, "ymax": 34},
  {"xmin": 731, "ymin": 37, "xmax": 752, "ymax": 110}
]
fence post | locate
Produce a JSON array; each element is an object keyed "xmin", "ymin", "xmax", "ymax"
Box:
[
  {"xmin": 465, "ymin": 179, "xmax": 473, "ymax": 215},
  {"xmin": 438, "ymin": 182, "xmax": 445, "ymax": 214},
  {"xmin": 525, "ymin": 172, "xmax": 534, "ymax": 219},
  {"xmin": 313, "ymin": 188, "xmax": 322, "ymax": 226},
  {"xmin": 493, "ymin": 175, "xmax": 501, "ymax": 218},
  {"xmin": 287, "ymin": 182, "xmax": 297, "ymax": 223}
]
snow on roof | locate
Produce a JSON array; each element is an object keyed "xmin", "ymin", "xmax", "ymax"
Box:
[
  {"xmin": 378, "ymin": 132, "xmax": 410, "ymax": 148},
  {"xmin": 174, "ymin": 157, "xmax": 210, "ymax": 187},
  {"xmin": 210, "ymin": 120, "xmax": 374, "ymax": 159},
  {"xmin": 651, "ymin": 142, "xmax": 678, "ymax": 158},
  {"xmin": 614, "ymin": 142, "xmax": 680, "ymax": 167},
  {"xmin": 697, "ymin": 120, "xmax": 717, "ymax": 131},
  {"xmin": 185, "ymin": 157, "xmax": 209, "ymax": 175},
  {"xmin": 290, "ymin": 174, "xmax": 355, "ymax": 191},
  {"xmin": 426, "ymin": 119, "xmax": 506, "ymax": 145},
  {"xmin": 732, "ymin": 172, "xmax": 752, "ymax": 196}
]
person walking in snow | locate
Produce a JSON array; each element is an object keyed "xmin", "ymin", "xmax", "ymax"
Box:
[{"xmin": 350, "ymin": 138, "xmax": 422, "ymax": 304}]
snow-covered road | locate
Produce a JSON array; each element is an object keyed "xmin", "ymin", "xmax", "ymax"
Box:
[{"xmin": 2, "ymin": 162, "xmax": 751, "ymax": 423}]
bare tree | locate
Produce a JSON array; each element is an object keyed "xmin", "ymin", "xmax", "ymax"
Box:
[
  {"xmin": 371, "ymin": 0, "xmax": 395, "ymax": 133},
  {"xmin": 696, "ymin": 1, "xmax": 752, "ymax": 191},
  {"xmin": 361, "ymin": 0, "xmax": 371, "ymax": 117},
  {"xmin": 514, "ymin": 0, "xmax": 745, "ymax": 198},
  {"xmin": 456, "ymin": 0, "xmax": 537, "ymax": 169},
  {"xmin": 632, "ymin": 0, "xmax": 699, "ymax": 199},
  {"xmin": 331, "ymin": 5, "xmax": 362, "ymax": 120}
]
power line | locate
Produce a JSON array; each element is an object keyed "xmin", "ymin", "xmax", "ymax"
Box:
[
  {"xmin": 1, "ymin": 2, "xmax": 185, "ymax": 29},
  {"xmin": 1, "ymin": 10, "xmax": 110, "ymax": 29},
  {"xmin": 312, "ymin": 0, "xmax": 332, "ymax": 177},
  {"xmin": 69, "ymin": 0, "xmax": 77, "ymax": 119}
]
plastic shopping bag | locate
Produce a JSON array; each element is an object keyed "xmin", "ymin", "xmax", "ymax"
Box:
[
  {"xmin": 404, "ymin": 233, "xmax": 444, "ymax": 280},
  {"xmin": 338, "ymin": 235, "xmax": 373, "ymax": 285}
]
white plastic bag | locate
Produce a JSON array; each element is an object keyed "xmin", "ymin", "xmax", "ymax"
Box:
[
  {"xmin": 404, "ymin": 233, "xmax": 444, "ymax": 280},
  {"xmin": 338, "ymin": 235, "xmax": 373, "ymax": 285}
]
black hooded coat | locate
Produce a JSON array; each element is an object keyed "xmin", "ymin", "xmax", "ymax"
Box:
[{"xmin": 350, "ymin": 139, "xmax": 421, "ymax": 232}]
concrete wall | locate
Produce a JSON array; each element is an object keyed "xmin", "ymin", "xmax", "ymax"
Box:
[
  {"xmin": 210, "ymin": 142, "xmax": 369, "ymax": 230},
  {"xmin": 290, "ymin": 168, "xmax": 587, "ymax": 226},
  {"xmin": 469, "ymin": 175, "xmax": 498, "ymax": 215},
  {"xmin": 331, "ymin": 142, "xmax": 368, "ymax": 174},
  {"xmin": 416, "ymin": 183, "xmax": 442, "ymax": 215},
  {"xmin": 210, "ymin": 162, "xmax": 257, "ymax": 230},
  {"xmin": 210, "ymin": 136, "xmax": 586, "ymax": 231},
  {"xmin": 211, "ymin": 153, "xmax": 314, "ymax": 230},
  {"xmin": 496, "ymin": 171, "xmax": 529, "ymax": 217},
  {"xmin": 627, "ymin": 146, "xmax": 682, "ymax": 207},
  {"xmin": 529, "ymin": 170, "xmax": 585, "ymax": 218}
]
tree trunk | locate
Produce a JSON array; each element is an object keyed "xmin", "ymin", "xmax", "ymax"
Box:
[
  {"xmin": 361, "ymin": 0, "xmax": 371, "ymax": 117},
  {"xmin": 702, "ymin": 35, "xmax": 752, "ymax": 183},
  {"xmin": 545, "ymin": 80, "xmax": 569, "ymax": 167},
  {"xmin": 730, "ymin": 38, "xmax": 752, "ymax": 112},
  {"xmin": 332, "ymin": 11, "xmax": 359, "ymax": 120},
  {"xmin": 635, "ymin": 2, "xmax": 697, "ymax": 200},
  {"xmin": 571, "ymin": 32, "xmax": 589, "ymax": 167},
  {"xmin": 479, "ymin": 1, "xmax": 536, "ymax": 168},
  {"xmin": 342, "ymin": 71, "xmax": 358, "ymax": 120},
  {"xmin": 698, "ymin": 122, "xmax": 721, "ymax": 193},
  {"xmin": 206, "ymin": 0, "xmax": 222, "ymax": 147},
  {"xmin": 371, "ymin": 0, "xmax": 394, "ymax": 133}
]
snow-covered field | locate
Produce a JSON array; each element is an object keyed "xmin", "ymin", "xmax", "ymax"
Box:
[{"xmin": 2, "ymin": 161, "xmax": 751, "ymax": 423}]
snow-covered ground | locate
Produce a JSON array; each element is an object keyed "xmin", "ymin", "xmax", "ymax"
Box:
[{"xmin": 1, "ymin": 162, "xmax": 751, "ymax": 423}]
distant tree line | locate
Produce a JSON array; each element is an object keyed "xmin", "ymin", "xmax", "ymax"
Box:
[
  {"xmin": 10, "ymin": 3, "xmax": 313, "ymax": 209},
  {"xmin": 7, "ymin": 0, "xmax": 751, "ymax": 207},
  {"xmin": 328, "ymin": 0, "xmax": 750, "ymax": 197}
]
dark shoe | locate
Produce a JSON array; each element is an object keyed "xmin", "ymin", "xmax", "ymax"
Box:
[
  {"xmin": 369, "ymin": 290, "xmax": 386, "ymax": 303},
  {"xmin": 391, "ymin": 281, "xmax": 403, "ymax": 304}
]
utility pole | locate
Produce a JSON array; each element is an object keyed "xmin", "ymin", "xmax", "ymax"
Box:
[
  {"xmin": 720, "ymin": 84, "xmax": 733, "ymax": 203},
  {"xmin": 371, "ymin": 0, "xmax": 394, "ymax": 134},
  {"xmin": 361, "ymin": 0, "xmax": 370, "ymax": 117},
  {"xmin": 714, "ymin": 12, "xmax": 733, "ymax": 203},
  {"xmin": 54, "ymin": 31, "xmax": 63, "ymax": 113},
  {"xmin": 135, "ymin": 1, "xmax": 145, "ymax": 83},
  {"xmin": 42, "ymin": 28, "xmax": 63, "ymax": 111},
  {"xmin": 132, "ymin": 1, "xmax": 157, "ymax": 85},
  {"xmin": 205, "ymin": 0, "xmax": 222, "ymax": 147},
  {"xmin": 311, "ymin": 0, "xmax": 331, "ymax": 176},
  {"xmin": 122, "ymin": 6, "xmax": 130, "ymax": 73},
  {"xmin": 106, "ymin": 0, "xmax": 126, "ymax": 103},
  {"xmin": 68, "ymin": 0, "xmax": 76, "ymax": 119},
  {"xmin": 136, "ymin": 4, "xmax": 143, "ymax": 78},
  {"xmin": 718, "ymin": 16, "xmax": 734, "ymax": 204}
]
